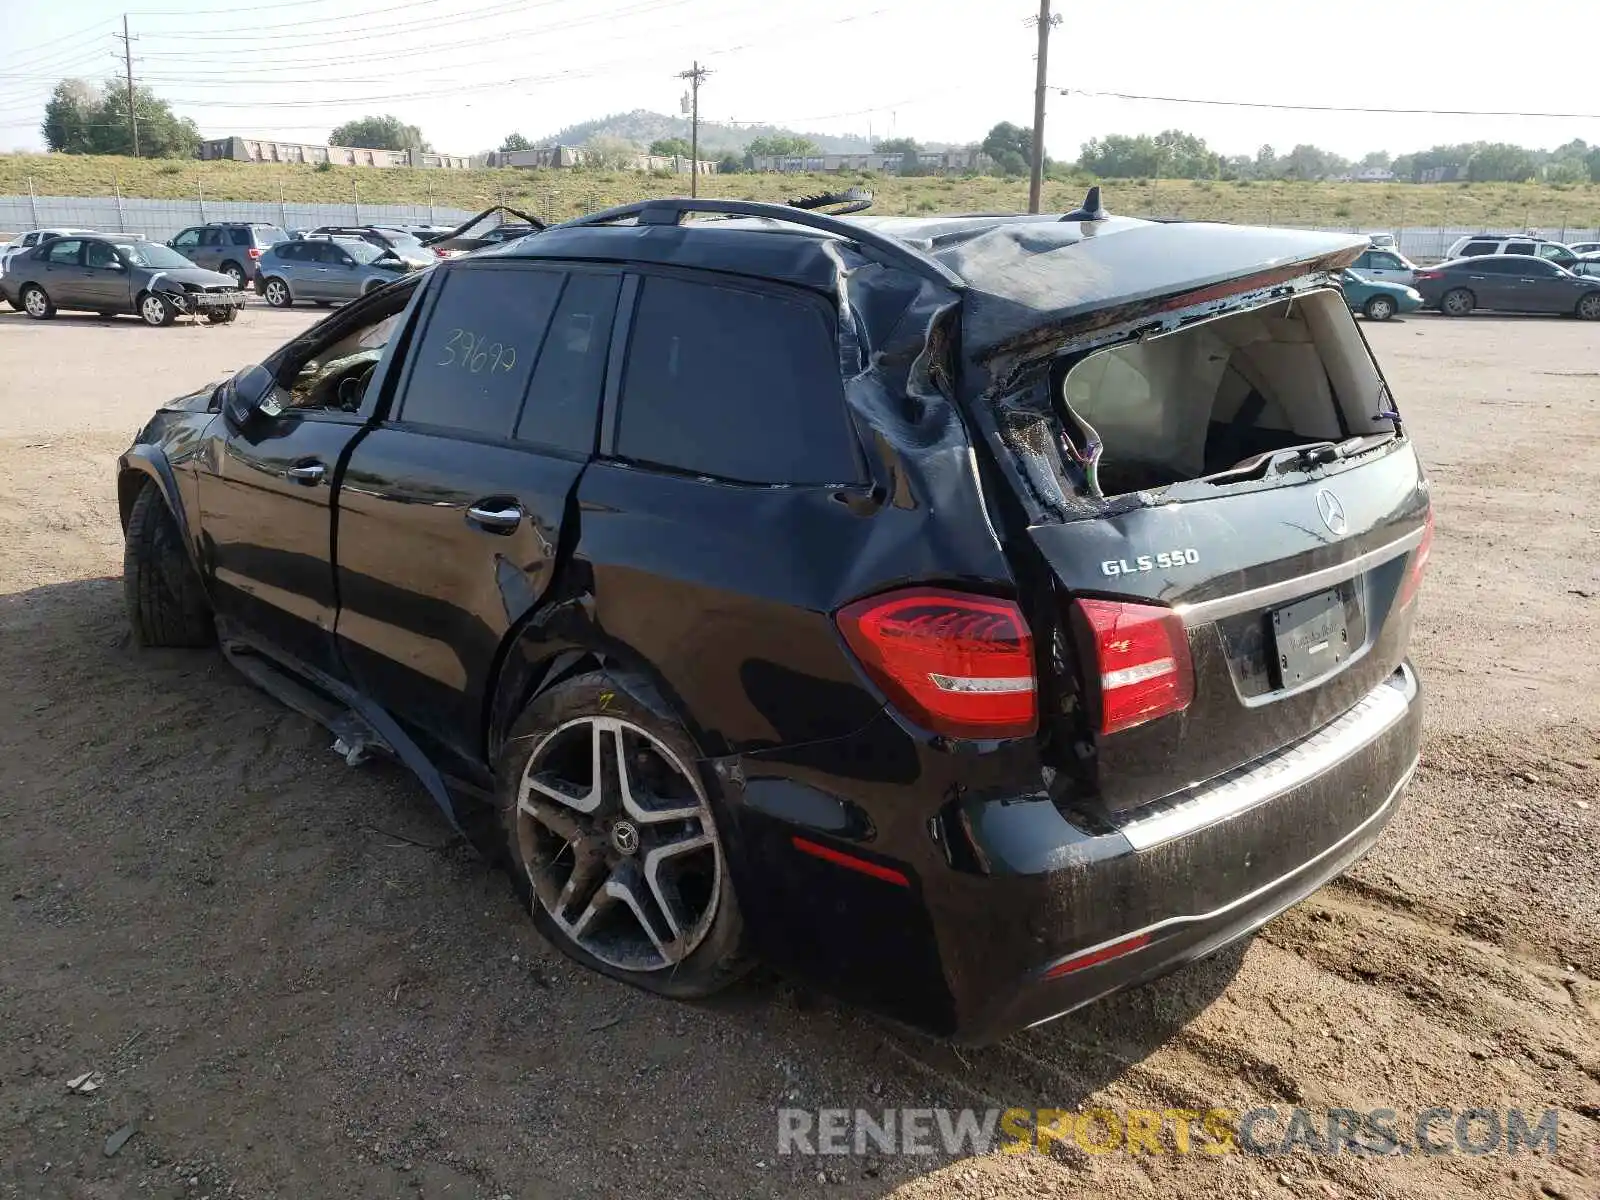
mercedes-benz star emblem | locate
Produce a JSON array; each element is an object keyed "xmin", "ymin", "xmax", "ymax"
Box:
[
  {"xmin": 1315, "ymin": 488, "xmax": 1347, "ymax": 536},
  {"xmin": 610, "ymin": 820, "xmax": 640, "ymax": 856}
]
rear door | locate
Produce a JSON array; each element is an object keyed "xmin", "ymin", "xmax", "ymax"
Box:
[
  {"xmin": 1464, "ymin": 258, "xmax": 1516, "ymax": 308},
  {"xmin": 39, "ymin": 238, "xmax": 89, "ymax": 306},
  {"xmin": 334, "ymin": 261, "xmax": 618, "ymax": 778}
]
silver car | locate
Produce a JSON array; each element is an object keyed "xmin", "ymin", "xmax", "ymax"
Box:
[
  {"xmin": 255, "ymin": 237, "xmax": 415, "ymax": 307},
  {"xmin": 1, "ymin": 227, "xmax": 100, "ymax": 280}
]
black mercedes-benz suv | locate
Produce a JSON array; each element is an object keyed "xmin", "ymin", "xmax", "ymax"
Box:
[{"xmin": 117, "ymin": 192, "xmax": 1430, "ymax": 1044}]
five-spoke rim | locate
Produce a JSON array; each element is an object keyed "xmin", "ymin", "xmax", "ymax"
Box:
[
  {"xmin": 266, "ymin": 280, "xmax": 288, "ymax": 306},
  {"xmin": 514, "ymin": 715, "xmax": 721, "ymax": 972}
]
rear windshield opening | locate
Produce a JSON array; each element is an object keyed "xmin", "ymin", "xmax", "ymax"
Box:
[{"xmin": 1055, "ymin": 289, "xmax": 1393, "ymax": 497}]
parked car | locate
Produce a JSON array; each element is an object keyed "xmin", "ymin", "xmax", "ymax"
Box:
[
  {"xmin": 1443, "ymin": 233, "xmax": 1580, "ymax": 269},
  {"xmin": 1364, "ymin": 232, "xmax": 1397, "ymax": 249},
  {"xmin": 1566, "ymin": 241, "xmax": 1600, "ymax": 256},
  {"xmin": 306, "ymin": 225, "xmax": 434, "ymax": 268},
  {"xmin": 1, "ymin": 234, "xmax": 244, "ymax": 326},
  {"xmin": 167, "ymin": 222, "xmax": 290, "ymax": 286},
  {"xmin": 1413, "ymin": 255, "xmax": 1600, "ymax": 318},
  {"xmin": 1340, "ymin": 269, "xmax": 1422, "ymax": 320},
  {"xmin": 1349, "ymin": 246, "xmax": 1418, "ymax": 287},
  {"xmin": 1570, "ymin": 253, "xmax": 1600, "ymax": 279},
  {"xmin": 255, "ymin": 236, "xmax": 416, "ymax": 307},
  {"xmin": 116, "ymin": 193, "xmax": 1430, "ymax": 1044},
  {"xmin": 0, "ymin": 227, "xmax": 100, "ymax": 280}
]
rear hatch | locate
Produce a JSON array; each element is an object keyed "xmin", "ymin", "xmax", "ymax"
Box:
[{"xmin": 946, "ymin": 218, "xmax": 1431, "ymax": 814}]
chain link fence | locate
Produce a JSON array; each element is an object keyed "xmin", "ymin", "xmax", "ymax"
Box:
[{"xmin": 4, "ymin": 191, "xmax": 1598, "ymax": 262}]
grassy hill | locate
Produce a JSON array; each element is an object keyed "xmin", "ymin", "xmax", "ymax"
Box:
[{"xmin": 3, "ymin": 154, "xmax": 1600, "ymax": 228}]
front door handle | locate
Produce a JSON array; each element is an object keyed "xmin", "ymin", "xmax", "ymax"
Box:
[
  {"xmin": 286, "ymin": 461, "xmax": 325, "ymax": 484},
  {"xmin": 466, "ymin": 501, "xmax": 523, "ymax": 532}
]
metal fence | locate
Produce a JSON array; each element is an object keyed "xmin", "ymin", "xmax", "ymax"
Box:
[{"xmin": 4, "ymin": 192, "xmax": 1598, "ymax": 261}]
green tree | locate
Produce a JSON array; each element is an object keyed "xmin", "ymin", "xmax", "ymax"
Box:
[
  {"xmin": 582, "ymin": 135, "xmax": 640, "ymax": 169},
  {"xmin": 1254, "ymin": 144, "xmax": 1279, "ymax": 178},
  {"xmin": 716, "ymin": 153, "xmax": 743, "ymax": 174},
  {"xmin": 41, "ymin": 79, "xmax": 96, "ymax": 154},
  {"xmin": 1586, "ymin": 146, "xmax": 1600, "ymax": 183},
  {"xmin": 875, "ymin": 137, "xmax": 920, "ymax": 174},
  {"xmin": 499, "ymin": 132, "xmax": 532, "ymax": 152},
  {"xmin": 746, "ymin": 135, "xmax": 817, "ymax": 158},
  {"xmin": 330, "ymin": 114, "xmax": 430, "ymax": 153},
  {"xmin": 1467, "ymin": 143, "xmax": 1535, "ymax": 182},
  {"xmin": 649, "ymin": 137, "xmax": 693, "ymax": 158},
  {"xmin": 982, "ymin": 121, "xmax": 1032, "ymax": 176}
]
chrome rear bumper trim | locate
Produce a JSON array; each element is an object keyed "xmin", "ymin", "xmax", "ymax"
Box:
[{"xmin": 1120, "ymin": 664, "xmax": 1416, "ymax": 852}]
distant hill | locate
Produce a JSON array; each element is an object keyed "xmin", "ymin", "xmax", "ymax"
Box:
[{"xmin": 539, "ymin": 110, "xmax": 951, "ymax": 156}]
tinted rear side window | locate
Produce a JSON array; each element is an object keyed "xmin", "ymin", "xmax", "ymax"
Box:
[
  {"xmin": 400, "ymin": 266, "xmax": 562, "ymax": 437},
  {"xmin": 229, "ymin": 228, "xmax": 252, "ymax": 246},
  {"xmin": 1460, "ymin": 242, "xmax": 1495, "ymax": 257},
  {"xmin": 515, "ymin": 271, "xmax": 620, "ymax": 456},
  {"xmin": 615, "ymin": 275, "xmax": 856, "ymax": 485}
]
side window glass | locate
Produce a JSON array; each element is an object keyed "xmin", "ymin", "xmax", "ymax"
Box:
[
  {"xmin": 172, "ymin": 230, "xmax": 199, "ymax": 249},
  {"xmin": 45, "ymin": 239, "xmax": 82, "ymax": 265},
  {"xmin": 515, "ymin": 271, "xmax": 621, "ymax": 455},
  {"xmin": 398, "ymin": 267, "xmax": 563, "ymax": 437},
  {"xmin": 200, "ymin": 229, "xmax": 223, "ymax": 247},
  {"xmin": 230, "ymin": 228, "xmax": 252, "ymax": 246},
  {"xmin": 615, "ymin": 275, "xmax": 858, "ymax": 485},
  {"xmin": 1506, "ymin": 241, "xmax": 1535, "ymax": 255},
  {"xmin": 1460, "ymin": 243, "xmax": 1494, "ymax": 257},
  {"xmin": 86, "ymin": 242, "xmax": 118, "ymax": 269}
]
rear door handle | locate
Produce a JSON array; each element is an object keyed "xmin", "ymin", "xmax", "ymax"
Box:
[
  {"xmin": 466, "ymin": 501, "xmax": 523, "ymax": 532},
  {"xmin": 286, "ymin": 461, "xmax": 325, "ymax": 484}
]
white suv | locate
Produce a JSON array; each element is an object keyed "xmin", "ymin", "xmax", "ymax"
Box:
[
  {"xmin": 0, "ymin": 227, "xmax": 100, "ymax": 277},
  {"xmin": 1445, "ymin": 234, "xmax": 1580, "ymax": 268}
]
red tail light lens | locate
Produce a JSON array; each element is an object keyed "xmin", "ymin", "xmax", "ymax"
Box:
[
  {"xmin": 247, "ymin": 247, "xmax": 262, "ymax": 259},
  {"xmin": 836, "ymin": 587, "xmax": 1037, "ymax": 739},
  {"xmin": 434, "ymin": 247, "xmax": 449, "ymax": 258},
  {"xmin": 1414, "ymin": 269, "xmax": 1443, "ymax": 281},
  {"xmin": 1398, "ymin": 508, "xmax": 1433, "ymax": 609},
  {"xmin": 1075, "ymin": 599, "xmax": 1194, "ymax": 735}
]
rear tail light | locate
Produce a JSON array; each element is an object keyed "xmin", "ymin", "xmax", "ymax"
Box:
[
  {"xmin": 1075, "ymin": 599, "xmax": 1194, "ymax": 735},
  {"xmin": 1398, "ymin": 508, "xmax": 1434, "ymax": 609},
  {"xmin": 434, "ymin": 247, "xmax": 450, "ymax": 258},
  {"xmin": 247, "ymin": 247, "xmax": 262, "ymax": 259},
  {"xmin": 835, "ymin": 587, "xmax": 1037, "ymax": 739},
  {"xmin": 1414, "ymin": 269, "xmax": 1443, "ymax": 281}
]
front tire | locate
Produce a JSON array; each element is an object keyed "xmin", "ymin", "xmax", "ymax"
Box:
[
  {"xmin": 1363, "ymin": 294, "xmax": 1397, "ymax": 321},
  {"xmin": 499, "ymin": 669, "xmax": 749, "ymax": 1000},
  {"xmin": 1577, "ymin": 292, "xmax": 1600, "ymax": 321},
  {"xmin": 205, "ymin": 308, "xmax": 238, "ymax": 324},
  {"xmin": 21, "ymin": 284, "xmax": 54, "ymax": 320},
  {"xmin": 123, "ymin": 483, "xmax": 213, "ymax": 648},
  {"xmin": 1440, "ymin": 288, "xmax": 1475, "ymax": 317},
  {"xmin": 220, "ymin": 262, "xmax": 246, "ymax": 288},
  {"xmin": 139, "ymin": 292, "xmax": 175, "ymax": 327},
  {"xmin": 262, "ymin": 277, "xmax": 293, "ymax": 308}
]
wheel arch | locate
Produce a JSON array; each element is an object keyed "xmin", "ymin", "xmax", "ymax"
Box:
[{"xmin": 117, "ymin": 448, "xmax": 195, "ymax": 560}]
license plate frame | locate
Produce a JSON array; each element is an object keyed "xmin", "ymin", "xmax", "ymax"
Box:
[{"xmin": 1271, "ymin": 586, "xmax": 1351, "ymax": 687}]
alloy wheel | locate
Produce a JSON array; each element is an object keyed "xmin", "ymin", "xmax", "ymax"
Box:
[
  {"xmin": 23, "ymin": 288, "xmax": 48, "ymax": 318},
  {"xmin": 141, "ymin": 295, "xmax": 168, "ymax": 326},
  {"xmin": 514, "ymin": 715, "xmax": 721, "ymax": 973},
  {"xmin": 223, "ymin": 264, "xmax": 245, "ymax": 287},
  {"xmin": 1368, "ymin": 297, "xmax": 1395, "ymax": 321},
  {"xmin": 265, "ymin": 280, "xmax": 290, "ymax": 307},
  {"xmin": 1442, "ymin": 290, "xmax": 1472, "ymax": 316},
  {"xmin": 1578, "ymin": 293, "xmax": 1600, "ymax": 321}
]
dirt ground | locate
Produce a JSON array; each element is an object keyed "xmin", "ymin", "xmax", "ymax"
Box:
[{"xmin": 0, "ymin": 303, "xmax": 1596, "ymax": 1200}]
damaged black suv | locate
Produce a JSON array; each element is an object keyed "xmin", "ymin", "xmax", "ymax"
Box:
[{"xmin": 118, "ymin": 191, "xmax": 1430, "ymax": 1044}]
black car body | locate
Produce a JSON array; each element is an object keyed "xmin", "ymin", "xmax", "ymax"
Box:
[
  {"xmin": 117, "ymin": 196, "xmax": 1430, "ymax": 1043},
  {"xmin": 2, "ymin": 234, "xmax": 246, "ymax": 325},
  {"xmin": 1413, "ymin": 254, "xmax": 1600, "ymax": 318}
]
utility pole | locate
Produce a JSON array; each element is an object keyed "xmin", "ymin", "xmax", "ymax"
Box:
[
  {"xmin": 677, "ymin": 61, "xmax": 710, "ymax": 197},
  {"xmin": 116, "ymin": 14, "xmax": 139, "ymax": 157},
  {"xmin": 1025, "ymin": 0, "xmax": 1059, "ymax": 213}
]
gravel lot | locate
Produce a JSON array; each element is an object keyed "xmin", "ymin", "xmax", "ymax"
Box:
[{"xmin": 0, "ymin": 304, "xmax": 1596, "ymax": 1200}]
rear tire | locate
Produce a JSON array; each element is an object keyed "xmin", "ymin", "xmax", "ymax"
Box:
[
  {"xmin": 1363, "ymin": 294, "xmax": 1397, "ymax": 321},
  {"xmin": 220, "ymin": 262, "xmax": 246, "ymax": 288},
  {"xmin": 498, "ymin": 669, "xmax": 750, "ymax": 1000},
  {"xmin": 21, "ymin": 284, "xmax": 54, "ymax": 320},
  {"xmin": 123, "ymin": 483, "xmax": 213, "ymax": 648},
  {"xmin": 262, "ymin": 277, "xmax": 293, "ymax": 308},
  {"xmin": 1440, "ymin": 288, "xmax": 1475, "ymax": 317},
  {"xmin": 1577, "ymin": 292, "xmax": 1600, "ymax": 321}
]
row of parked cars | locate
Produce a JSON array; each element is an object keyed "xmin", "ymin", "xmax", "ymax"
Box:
[
  {"xmin": 1338, "ymin": 232, "xmax": 1600, "ymax": 321},
  {"xmin": 0, "ymin": 221, "xmax": 452, "ymax": 324}
]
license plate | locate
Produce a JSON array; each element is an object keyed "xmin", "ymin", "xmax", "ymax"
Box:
[{"xmin": 1271, "ymin": 587, "xmax": 1350, "ymax": 687}]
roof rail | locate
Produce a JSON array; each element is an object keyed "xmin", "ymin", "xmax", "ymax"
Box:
[{"xmin": 558, "ymin": 198, "xmax": 963, "ymax": 288}]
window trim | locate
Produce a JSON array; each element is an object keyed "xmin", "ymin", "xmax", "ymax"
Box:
[{"xmin": 599, "ymin": 265, "xmax": 864, "ymax": 487}]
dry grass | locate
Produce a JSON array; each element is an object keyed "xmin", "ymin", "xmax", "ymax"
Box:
[{"xmin": 3, "ymin": 153, "xmax": 1600, "ymax": 227}]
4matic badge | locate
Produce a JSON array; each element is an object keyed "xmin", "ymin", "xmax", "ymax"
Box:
[{"xmin": 1101, "ymin": 548, "xmax": 1200, "ymax": 577}]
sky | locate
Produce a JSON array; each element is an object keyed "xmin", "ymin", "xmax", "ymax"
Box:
[{"xmin": 1, "ymin": 0, "xmax": 1597, "ymax": 160}]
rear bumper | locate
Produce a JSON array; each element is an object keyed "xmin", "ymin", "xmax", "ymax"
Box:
[{"xmin": 720, "ymin": 663, "xmax": 1422, "ymax": 1044}]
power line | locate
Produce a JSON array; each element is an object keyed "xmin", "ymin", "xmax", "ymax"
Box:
[{"xmin": 1058, "ymin": 87, "xmax": 1600, "ymax": 121}]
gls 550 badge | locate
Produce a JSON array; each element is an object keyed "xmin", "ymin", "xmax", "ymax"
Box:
[{"xmin": 1101, "ymin": 549, "xmax": 1200, "ymax": 577}]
